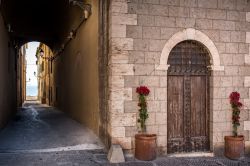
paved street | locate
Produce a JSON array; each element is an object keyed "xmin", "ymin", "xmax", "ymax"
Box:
[{"xmin": 0, "ymin": 102, "xmax": 249, "ymax": 166}]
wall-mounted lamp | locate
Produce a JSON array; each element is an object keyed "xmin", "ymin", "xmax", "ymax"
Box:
[{"xmin": 69, "ymin": 0, "xmax": 92, "ymax": 19}]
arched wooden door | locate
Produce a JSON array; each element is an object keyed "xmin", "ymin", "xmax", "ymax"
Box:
[{"xmin": 167, "ymin": 40, "xmax": 211, "ymax": 153}]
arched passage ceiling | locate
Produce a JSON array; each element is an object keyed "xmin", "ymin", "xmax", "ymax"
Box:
[{"xmin": 0, "ymin": 0, "xmax": 70, "ymax": 49}]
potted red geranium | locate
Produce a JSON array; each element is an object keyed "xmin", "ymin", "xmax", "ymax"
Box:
[
  {"xmin": 224, "ymin": 91, "xmax": 245, "ymax": 159},
  {"xmin": 134, "ymin": 86, "xmax": 157, "ymax": 161}
]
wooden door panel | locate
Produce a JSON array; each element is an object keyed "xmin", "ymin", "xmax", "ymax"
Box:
[{"xmin": 167, "ymin": 76, "xmax": 184, "ymax": 153}]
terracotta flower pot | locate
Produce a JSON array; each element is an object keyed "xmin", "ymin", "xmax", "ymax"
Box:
[
  {"xmin": 224, "ymin": 135, "xmax": 244, "ymax": 160},
  {"xmin": 135, "ymin": 134, "xmax": 157, "ymax": 161}
]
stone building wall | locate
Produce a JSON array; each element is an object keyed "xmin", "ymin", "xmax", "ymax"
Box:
[{"xmin": 108, "ymin": 0, "xmax": 250, "ymax": 154}]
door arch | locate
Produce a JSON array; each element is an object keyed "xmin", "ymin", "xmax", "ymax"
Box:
[{"xmin": 167, "ymin": 40, "xmax": 211, "ymax": 153}]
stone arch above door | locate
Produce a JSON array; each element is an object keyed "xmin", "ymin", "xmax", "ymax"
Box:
[{"xmin": 156, "ymin": 28, "xmax": 224, "ymax": 71}]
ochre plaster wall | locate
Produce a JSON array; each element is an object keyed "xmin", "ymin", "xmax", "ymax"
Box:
[{"xmin": 54, "ymin": 0, "xmax": 100, "ymax": 135}]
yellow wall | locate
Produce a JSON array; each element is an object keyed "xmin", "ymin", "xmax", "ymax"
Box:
[
  {"xmin": 54, "ymin": 0, "xmax": 100, "ymax": 134},
  {"xmin": 0, "ymin": 13, "xmax": 17, "ymax": 128}
]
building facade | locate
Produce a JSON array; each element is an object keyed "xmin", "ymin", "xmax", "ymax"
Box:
[{"xmin": 106, "ymin": 0, "xmax": 250, "ymax": 155}]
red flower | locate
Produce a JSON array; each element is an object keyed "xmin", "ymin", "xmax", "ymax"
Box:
[
  {"xmin": 229, "ymin": 91, "xmax": 243, "ymax": 107},
  {"xmin": 136, "ymin": 86, "xmax": 150, "ymax": 96}
]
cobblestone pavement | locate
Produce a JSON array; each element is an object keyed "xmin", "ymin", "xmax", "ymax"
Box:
[{"xmin": 0, "ymin": 150, "xmax": 249, "ymax": 166}]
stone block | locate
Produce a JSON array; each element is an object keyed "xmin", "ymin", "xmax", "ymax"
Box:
[
  {"xmin": 133, "ymin": 39, "xmax": 149, "ymax": 51},
  {"xmin": 128, "ymin": 3, "xmax": 149, "ymax": 15},
  {"xmin": 219, "ymin": 31, "xmax": 231, "ymax": 42},
  {"xmin": 109, "ymin": 76, "xmax": 124, "ymax": 88},
  {"xmin": 220, "ymin": 54, "xmax": 233, "ymax": 65},
  {"xmin": 110, "ymin": 113, "xmax": 137, "ymax": 127},
  {"xmin": 176, "ymin": 18, "xmax": 196, "ymax": 28},
  {"xmin": 111, "ymin": 38, "xmax": 133, "ymax": 51},
  {"xmin": 111, "ymin": 24, "xmax": 126, "ymax": 38},
  {"xmin": 169, "ymin": 6, "xmax": 189, "ymax": 17},
  {"xmin": 232, "ymin": 76, "xmax": 244, "ymax": 87},
  {"xmin": 157, "ymin": 136, "xmax": 167, "ymax": 147},
  {"xmin": 109, "ymin": 88, "xmax": 132, "ymax": 101},
  {"xmin": 239, "ymin": 66, "xmax": 250, "ymax": 75},
  {"xmin": 225, "ymin": 43, "xmax": 238, "ymax": 54},
  {"xmin": 180, "ymin": 0, "xmax": 197, "ymax": 7},
  {"xmin": 144, "ymin": 0, "xmax": 160, "ymax": 4},
  {"xmin": 110, "ymin": 127, "xmax": 126, "ymax": 137},
  {"xmin": 128, "ymin": 51, "xmax": 145, "ymax": 64},
  {"xmin": 213, "ymin": 111, "xmax": 226, "ymax": 122},
  {"xmin": 160, "ymin": 28, "xmax": 181, "ymax": 40},
  {"xmin": 158, "ymin": 125, "xmax": 167, "ymax": 136},
  {"xmin": 124, "ymin": 75, "xmax": 139, "ymax": 87},
  {"xmin": 110, "ymin": 64, "xmax": 134, "ymax": 76},
  {"xmin": 198, "ymin": 0, "xmax": 218, "ymax": 9},
  {"xmin": 196, "ymin": 19, "xmax": 213, "ymax": 29},
  {"xmin": 245, "ymin": 55, "xmax": 250, "ymax": 65},
  {"xmin": 155, "ymin": 88, "xmax": 167, "ymax": 101},
  {"xmin": 212, "ymin": 99, "xmax": 222, "ymax": 110},
  {"xmin": 149, "ymin": 4, "xmax": 168, "ymax": 16},
  {"xmin": 245, "ymin": 76, "xmax": 250, "ymax": 87},
  {"xmin": 124, "ymin": 101, "xmax": 137, "ymax": 113},
  {"xmin": 110, "ymin": 54, "xmax": 129, "ymax": 64},
  {"xmin": 202, "ymin": 30, "xmax": 220, "ymax": 42},
  {"xmin": 244, "ymin": 99, "xmax": 250, "ymax": 108},
  {"xmin": 160, "ymin": 101, "xmax": 167, "ymax": 112},
  {"xmin": 227, "ymin": 11, "xmax": 240, "ymax": 21},
  {"xmin": 215, "ymin": 42, "xmax": 226, "ymax": 53},
  {"xmin": 224, "ymin": 66, "xmax": 239, "ymax": 76},
  {"xmin": 211, "ymin": 76, "xmax": 221, "ymax": 87},
  {"xmin": 160, "ymin": 0, "xmax": 180, "ymax": 6},
  {"xmin": 139, "ymin": 76, "xmax": 159, "ymax": 87},
  {"xmin": 246, "ymin": 32, "xmax": 250, "ymax": 43},
  {"xmin": 144, "ymin": 51, "xmax": 161, "ymax": 64},
  {"xmin": 137, "ymin": 15, "xmax": 154, "ymax": 26},
  {"xmin": 207, "ymin": 9, "xmax": 226, "ymax": 20},
  {"xmin": 147, "ymin": 101, "xmax": 161, "ymax": 112},
  {"xmin": 160, "ymin": 77, "xmax": 167, "ymax": 87},
  {"xmin": 149, "ymin": 40, "xmax": 166, "ymax": 51},
  {"xmin": 109, "ymin": 100, "xmax": 124, "ymax": 113},
  {"xmin": 213, "ymin": 132, "xmax": 223, "ymax": 143},
  {"xmin": 155, "ymin": 16, "xmax": 175, "ymax": 27},
  {"xmin": 126, "ymin": 25, "xmax": 142, "ymax": 39},
  {"xmin": 108, "ymin": 144, "xmax": 125, "ymax": 163},
  {"xmin": 155, "ymin": 113, "xmax": 167, "ymax": 125},
  {"xmin": 238, "ymin": 43, "xmax": 249, "ymax": 54},
  {"xmin": 134, "ymin": 64, "xmax": 155, "ymax": 75},
  {"xmin": 247, "ymin": 12, "xmax": 250, "ymax": 22},
  {"xmin": 142, "ymin": 27, "xmax": 160, "ymax": 39},
  {"xmin": 213, "ymin": 20, "xmax": 235, "ymax": 30},
  {"xmin": 244, "ymin": 121, "xmax": 250, "ymax": 131},
  {"xmin": 213, "ymin": 87, "xmax": 226, "ymax": 98},
  {"xmin": 111, "ymin": 1, "xmax": 128, "ymax": 14},
  {"xmin": 190, "ymin": 8, "xmax": 206, "ymax": 18},
  {"xmin": 112, "ymin": 13, "xmax": 137, "ymax": 25},
  {"xmin": 232, "ymin": 54, "xmax": 244, "ymax": 65},
  {"xmin": 230, "ymin": 31, "xmax": 245, "ymax": 43},
  {"xmin": 218, "ymin": 0, "xmax": 236, "ymax": 10}
]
